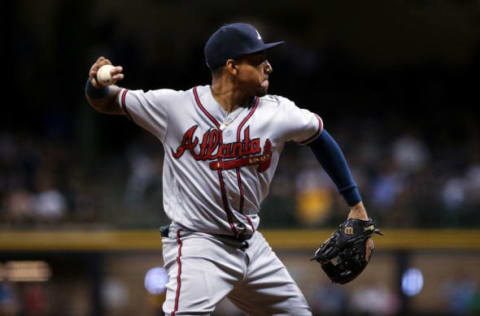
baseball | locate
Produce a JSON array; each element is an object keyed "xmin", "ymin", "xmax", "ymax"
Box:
[{"xmin": 96, "ymin": 64, "xmax": 114, "ymax": 86}]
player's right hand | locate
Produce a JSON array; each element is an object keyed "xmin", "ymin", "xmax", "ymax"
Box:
[{"xmin": 88, "ymin": 56, "xmax": 124, "ymax": 88}]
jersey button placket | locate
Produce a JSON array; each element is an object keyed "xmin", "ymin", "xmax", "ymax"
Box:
[{"xmin": 216, "ymin": 127, "xmax": 239, "ymax": 236}]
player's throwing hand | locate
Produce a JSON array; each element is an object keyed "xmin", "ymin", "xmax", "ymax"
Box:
[{"xmin": 88, "ymin": 56, "xmax": 124, "ymax": 88}]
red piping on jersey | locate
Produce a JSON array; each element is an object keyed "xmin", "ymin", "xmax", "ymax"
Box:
[
  {"xmin": 235, "ymin": 97, "xmax": 259, "ymax": 232},
  {"xmin": 193, "ymin": 86, "xmax": 220, "ymax": 128},
  {"xmin": 172, "ymin": 229, "xmax": 183, "ymax": 316},
  {"xmin": 192, "ymin": 87, "xmax": 238, "ymax": 236},
  {"xmin": 120, "ymin": 89, "xmax": 133, "ymax": 120},
  {"xmin": 299, "ymin": 114, "xmax": 324, "ymax": 145},
  {"xmin": 217, "ymin": 168, "xmax": 238, "ymax": 234}
]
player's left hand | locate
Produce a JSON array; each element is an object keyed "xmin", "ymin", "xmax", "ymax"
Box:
[
  {"xmin": 311, "ymin": 218, "xmax": 383, "ymax": 284},
  {"xmin": 347, "ymin": 201, "xmax": 369, "ymax": 220}
]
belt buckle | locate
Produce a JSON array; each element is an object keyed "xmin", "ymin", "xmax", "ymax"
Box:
[{"xmin": 237, "ymin": 233, "xmax": 251, "ymax": 242}]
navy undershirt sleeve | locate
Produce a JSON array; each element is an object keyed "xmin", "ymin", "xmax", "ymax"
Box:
[{"xmin": 308, "ymin": 129, "xmax": 362, "ymax": 206}]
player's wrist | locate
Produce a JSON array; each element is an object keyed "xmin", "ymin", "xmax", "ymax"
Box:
[
  {"xmin": 85, "ymin": 78, "xmax": 109, "ymax": 99},
  {"xmin": 347, "ymin": 201, "xmax": 369, "ymax": 220},
  {"xmin": 341, "ymin": 185, "xmax": 362, "ymax": 207}
]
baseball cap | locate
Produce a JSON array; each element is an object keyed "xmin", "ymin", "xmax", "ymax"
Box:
[{"xmin": 204, "ymin": 23, "xmax": 284, "ymax": 70}]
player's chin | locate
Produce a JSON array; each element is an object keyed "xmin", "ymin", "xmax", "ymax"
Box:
[{"xmin": 257, "ymin": 80, "xmax": 269, "ymax": 96}]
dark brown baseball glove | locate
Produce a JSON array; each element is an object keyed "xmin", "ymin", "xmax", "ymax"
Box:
[{"xmin": 311, "ymin": 218, "xmax": 383, "ymax": 284}]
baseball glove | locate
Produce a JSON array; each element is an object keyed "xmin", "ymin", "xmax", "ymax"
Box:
[{"xmin": 311, "ymin": 218, "xmax": 383, "ymax": 284}]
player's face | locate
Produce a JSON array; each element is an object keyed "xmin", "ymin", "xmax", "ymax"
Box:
[{"xmin": 234, "ymin": 52, "xmax": 273, "ymax": 97}]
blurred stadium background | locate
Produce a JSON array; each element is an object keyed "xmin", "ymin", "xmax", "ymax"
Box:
[{"xmin": 1, "ymin": 0, "xmax": 480, "ymax": 315}]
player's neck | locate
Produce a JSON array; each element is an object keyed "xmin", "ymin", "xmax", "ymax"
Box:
[{"xmin": 211, "ymin": 82, "xmax": 251, "ymax": 113}]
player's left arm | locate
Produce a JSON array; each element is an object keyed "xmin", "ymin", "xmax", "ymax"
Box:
[
  {"xmin": 308, "ymin": 127, "xmax": 382, "ymax": 284},
  {"xmin": 279, "ymin": 98, "xmax": 368, "ymax": 218},
  {"xmin": 308, "ymin": 129, "xmax": 368, "ymax": 220}
]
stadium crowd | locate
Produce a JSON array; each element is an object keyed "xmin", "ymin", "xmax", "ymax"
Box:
[
  {"xmin": 3, "ymin": 5, "xmax": 480, "ymax": 230},
  {"xmin": 1, "ymin": 110, "xmax": 478, "ymax": 229}
]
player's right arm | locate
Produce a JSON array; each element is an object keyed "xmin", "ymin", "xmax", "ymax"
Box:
[
  {"xmin": 86, "ymin": 56, "xmax": 175, "ymax": 143},
  {"xmin": 85, "ymin": 56, "xmax": 125, "ymax": 115}
]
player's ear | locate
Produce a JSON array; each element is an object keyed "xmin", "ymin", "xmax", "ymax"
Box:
[{"xmin": 225, "ymin": 59, "xmax": 238, "ymax": 76}]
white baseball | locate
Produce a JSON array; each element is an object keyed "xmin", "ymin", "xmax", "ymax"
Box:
[{"xmin": 96, "ymin": 64, "xmax": 115, "ymax": 86}]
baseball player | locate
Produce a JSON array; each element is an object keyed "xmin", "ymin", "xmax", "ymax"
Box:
[{"xmin": 85, "ymin": 23, "xmax": 371, "ymax": 316}]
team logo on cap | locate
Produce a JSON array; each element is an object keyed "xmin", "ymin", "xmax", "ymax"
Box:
[{"xmin": 256, "ymin": 30, "xmax": 262, "ymax": 40}]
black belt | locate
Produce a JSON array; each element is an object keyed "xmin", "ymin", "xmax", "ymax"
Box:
[
  {"xmin": 159, "ymin": 225, "xmax": 252, "ymax": 242},
  {"xmin": 159, "ymin": 224, "xmax": 171, "ymax": 237},
  {"xmin": 224, "ymin": 233, "xmax": 252, "ymax": 242}
]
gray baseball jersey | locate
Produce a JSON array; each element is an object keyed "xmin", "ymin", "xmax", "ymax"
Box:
[
  {"xmin": 118, "ymin": 84, "xmax": 322, "ymax": 315},
  {"xmin": 118, "ymin": 85, "xmax": 323, "ymax": 238}
]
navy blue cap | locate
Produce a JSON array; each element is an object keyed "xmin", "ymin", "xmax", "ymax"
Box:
[{"xmin": 204, "ymin": 23, "xmax": 284, "ymax": 70}]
